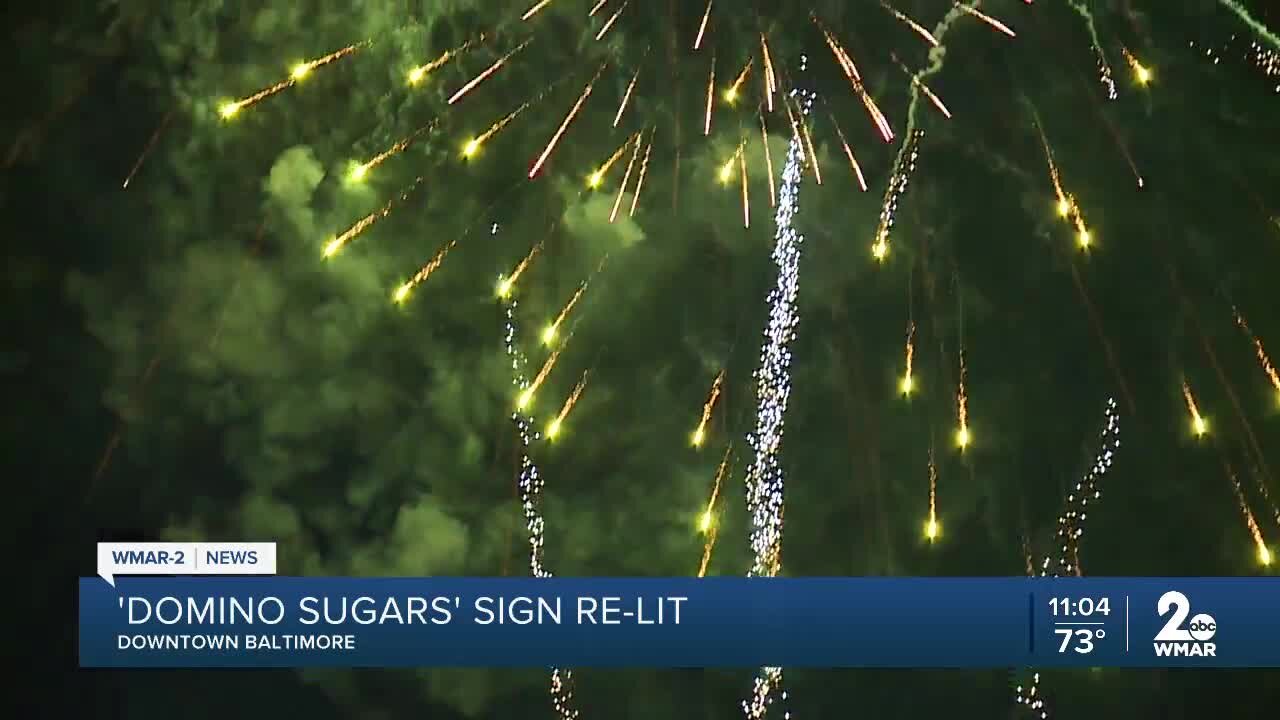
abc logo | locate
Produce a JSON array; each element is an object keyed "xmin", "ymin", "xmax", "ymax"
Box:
[{"xmin": 1188, "ymin": 614, "xmax": 1217, "ymax": 642}]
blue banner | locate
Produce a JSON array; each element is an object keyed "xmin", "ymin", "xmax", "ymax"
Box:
[{"xmin": 79, "ymin": 577, "xmax": 1280, "ymax": 668}]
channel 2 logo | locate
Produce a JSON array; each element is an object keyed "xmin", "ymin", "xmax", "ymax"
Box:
[{"xmin": 1153, "ymin": 590, "xmax": 1217, "ymax": 657}]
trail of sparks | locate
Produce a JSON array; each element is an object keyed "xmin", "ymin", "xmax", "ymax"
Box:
[
  {"xmin": 925, "ymin": 446, "xmax": 939, "ymax": 540},
  {"xmin": 464, "ymin": 102, "xmax": 530, "ymax": 159},
  {"xmin": 610, "ymin": 133, "xmax": 645, "ymax": 222},
  {"xmin": 817, "ymin": 23, "xmax": 894, "ymax": 142},
  {"xmin": 693, "ymin": 370, "xmax": 725, "ymax": 447},
  {"xmin": 956, "ymin": 3, "xmax": 1017, "ymax": 38},
  {"xmin": 351, "ymin": 118, "xmax": 440, "ymax": 180},
  {"xmin": 595, "ymin": 1, "xmax": 627, "ymax": 41},
  {"xmin": 531, "ymin": 65, "xmax": 606, "ymax": 178},
  {"xmin": 448, "ymin": 40, "xmax": 530, "ymax": 105},
  {"xmin": 543, "ymin": 282, "xmax": 590, "ymax": 346},
  {"xmin": 760, "ymin": 113, "xmax": 777, "ymax": 205},
  {"xmin": 1217, "ymin": 0, "xmax": 1280, "ymax": 53},
  {"xmin": 614, "ymin": 66, "xmax": 641, "ymax": 127},
  {"xmin": 122, "ymin": 110, "xmax": 172, "ymax": 189},
  {"xmin": 760, "ymin": 35, "xmax": 778, "ymax": 112},
  {"xmin": 740, "ymin": 141, "xmax": 751, "ymax": 228},
  {"xmin": 955, "ymin": 348, "xmax": 971, "ymax": 450},
  {"xmin": 629, "ymin": 131, "xmax": 653, "ymax": 216},
  {"xmin": 409, "ymin": 37, "xmax": 482, "ymax": 85},
  {"xmin": 1032, "ymin": 111, "xmax": 1092, "ymax": 249},
  {"xmin": 741, "ymin": 81, "xmax": 814, "ymax": 720},
  {"xmin": 1233, "ymin": 308, "xmax": 1280, "ymax": 400},
  {"xmin": 694, "ymin": 1, "xmax": 713, "ymax": 50},
  {"xmin": 394, "ymin": 238, "xmax": 456, "ymax": 303},
  {"xmin": 697, "ymin": 446, "xmax": 732, "ymax": 576},
  {"xmin": 883, "ymin": 3, "xmax": 940, "ymax": 47},
  {"xmin": 547, "ymin": 370, "xmax": 590, "ymax": 440},
  {"xmin": 826, "ymin": 113, "xmax": 869, "ymax": 192},
  {"xmin": 323, "ymin": 176, "xmax": 424, "ymax": 258},
  {"xmin": 901, "ymin": 322, "xmax": 916, "ymax": 396},
  {"xmin": 589, "ymin": 0, "xmax": 607, "ymax": 16},
  {"xmin": 797, "ymin": 109, "xmax": 822, "ymax": 186},
  {"xmin": 725, "ymin": 60, "xmax": 753, "ymax": 104},
  {"xmin": 219, "ymin": 43, "xmax": 364, "ymax": 118},
  {"xmin": 519, "ymin": 340, "xmax": 566, "ymax": 411},
  {"xmin": 704, "ymin": 54, "xmax": 717, "ymax": 136},
  {"xmin": 871, "ymin": 129, "xmax": 923, "ymax": 262},
  {"xmin": 718, "ymin": 144, "xmax": 744, "ymax": 185},
  {"xmin": 1121, "ymin": 47, "xmax": 1153, "ymax": 86},
  {"xmin": 497, "ymin": 242, "xmax": 543, "ymax": 298},
  {"xmin": 589, "ymin": 134, "xmax": 637, "ymax": 188},
  {"xmin": 500, "ymin": 283, "xmax": 580, "ymax": 719},
  {"xmin": 1226, "ymin": 463, "xmax": 1273, "ymax": 566},
  {"xmin": 521, "ymin": 0, "xmax": 554, "ymax": 21},
  {"xmin": 892, "ymin": 54, "xmax": 952, "ymax": 119},
  {"xmin": 1182, "ymin": 379, "xmax": 1209, "ymax": 437},
  {"xmin": 1066, "ymin": 0, "xmax": 1118, "ymax": 99}
]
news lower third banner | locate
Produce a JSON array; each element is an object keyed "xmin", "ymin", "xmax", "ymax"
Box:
[{"xmin": 80, "ymin": 576, "xmax": 1280, "ymax": 668}]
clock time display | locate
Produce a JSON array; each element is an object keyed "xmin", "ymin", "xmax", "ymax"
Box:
[{"xmin": 1049, "ymin": 597, "xmax": 1112, "ymax": 617}]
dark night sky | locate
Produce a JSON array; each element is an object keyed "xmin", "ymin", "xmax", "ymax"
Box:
[{"xmin": 6, "ymin": 1, "xmax": 1280, "ymax": 717}]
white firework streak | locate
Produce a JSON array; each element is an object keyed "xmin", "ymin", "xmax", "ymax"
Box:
[
  {"xmin": 741, "ymin": 86, "xmax": 813, "ymax": 720},
  {"xmin": 501, "ymin": 284, "xmax": 580, "ymax": 719},
  {"xmin": 1014, "ymin": 397, "xmax": 1121, "ymax": 719}
]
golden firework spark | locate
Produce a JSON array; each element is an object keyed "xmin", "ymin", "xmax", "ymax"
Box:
[
  {"xmin": 956, "ymin": 350, "xmax": 971, "ymax": 449},
  {"xmin": 595, "ymin": 0, "xmax": 627, "ymax": 41},
  {"xmin": 717, "ymin": 144, "xmax": 744, "ymax": 185},
  {"xmin": 588, "ymin": 135, "xmax": 636, "ymax": 188},
  {"xmin": 884, "ymin": 3, "xmax": 940, "ymax": 47},
  {"xmin": 692, "ymin": 370, "xmax": 725, "ymax": 447},
  {"xmin": 829, "ymin": 112, "xmax": 868, "ymax": 192},
  {"xmin": 219, "ymin": 43, "xmax": 365, "ymax": 118},
  {"xmin": 956, "ymin": 3, "xmax": 1017, "ymax": 38},
  {"xmin": 323, "ymin": 176, "xmax": 424, "ymax": 258},
  {"xmin": 1234, "ymin": 308, "xmax": 1280, "ymax": 401},
  {"xmin": 724, "ymin": 60, "xmax": 753, "ymax": 104},
  {"xmin": 694, "ymin": 0, "xmax": 713, "ymax": 50},
  {"xmin": 1227, "ymin": 465, "xmax": 1273, "ymax": 566},
  {"xmin": 547, "ymin": 370, "xmax": 590, "ymax": 440},
  {"xmin": 447, "ymin": 40, "xmax": 530, "ymax": 105},
  {"xmin": 760, "ymin": 34, "xmax": 777, "ymax": 112},
  {"xmin": 463, "ymin": 102, "xmax": 532, "ymax": 159},
  {"xmin": 704, "ymin": 54, "xmax": 717, "ymax": 136},
  {"xmin": 521, "ymin": 0, "xmax": 555, "ymax": 21},
  {"xmin": 925, "ymin": 448, "xmax": 940, "ymax": 541},
  {"xmin": 393, "ymin": 237, "xmax": 457, "ymax": 303},
  {"xmin": 408, "ymin": 37, "xmax": 483, "ymax": 85},
  {"xmin": 799, "ymin": 110, "xmax": 822, "ymax": 185},
  {"xmin": 818, "ymin": 22, "xmax": 894, "ymax": 142},
  {"xmin": 349, "ymin": 118, "xmax": 440, "ymax": 181},
  {"xmin": 893, "ymin": 54, "xmax": 952, "ymax": 119},
  {"xmin": 518, "ymin": 339, "xmax": 567, "ymax": 411},
  {"xmin": 497, "ymin": 242, "xmax": 543, "ymax": 298},
  {"xmin": 629, "ymin": 131, "xmax": 653, "ymax": 217},
  {"xmin": 760, "ymin": 113, "xmax": 777, "ymax": 205},
  {"xmin": 1122, "ymin": 47, "xmax": 1153, "ymax": 85},
  {"xmin": 900, "ymin": 323, "xmax": 916, "ymax": 396},
  {"xmin": 739, "ymin": 138, "xmax": 751, "ymax": 228},
  {"xmin": 697, "ymin": 447, "xmax": 732, "ymax": 577},
  {"xmin": 611, "ymin": 132, "xmax": 645, "ymax": 222},
  {"xmin": 542, "ymin": 283, "xmax": 589, "ymax": 346},
  {"xmin": 1182, "ymin": 379, "xmax": 1209, "ymax": 437},
  {"xmin": 531, "ymin": 65, "xmax": 606, "ymax": 178},
  {"xmin": 614, "ymin": 66, "xmax": 641, "ymax": 127}
]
